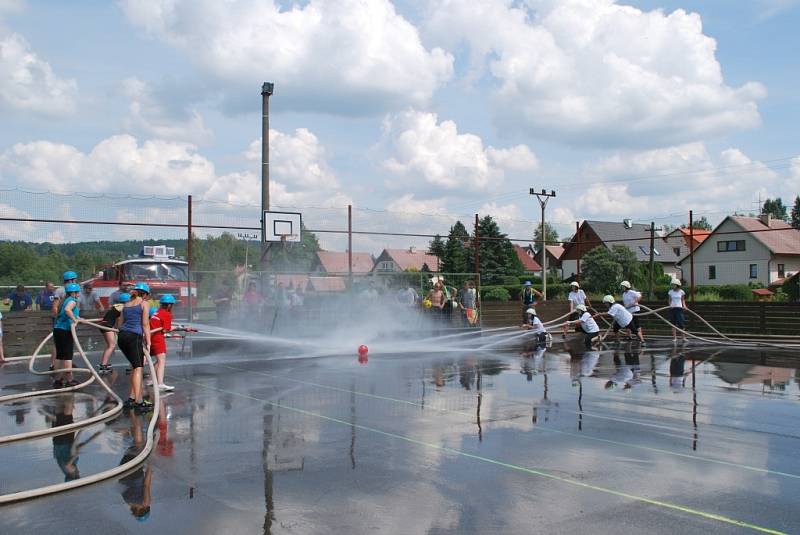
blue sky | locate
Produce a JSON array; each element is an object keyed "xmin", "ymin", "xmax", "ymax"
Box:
[{"xmin": 0, "ymin": 0, "xmax": 798, "ymax": 248}]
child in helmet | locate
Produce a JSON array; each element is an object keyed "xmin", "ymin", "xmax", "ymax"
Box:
[
  {"xmin": 667, "ymin": 279, "xmax": 687, "ymax": 343},
  {"xmin": 50, "ymin": 270, "xmax": 78, "ymax": 371},
  {"xmin": 619, "ymin": 281, "xmax": 644, "ymax": 341},
  {"xmin": 118, "ymin": 282, "xmax": 152, "ymax": 412},
  {"xmin": 53, "ymin": 282, "xmax": 84, "ymax": 387},
  {"xmin": 149, "ymin": 294, "xmax": 176, "ymax": 391},
  {"xmin": 564, "ymin": 281, "xmax": 591, "ymax": 338},
  {"xmin": 97, "ymin": 292, "xmax": 130, "ymax": 373},
  {"xmin": 601, "ymin": 295, "xmax": 644, "ymax": 344},
  {"xmin": 521, "ymin": 307, "xmax": 547, "ymax": 344},
  {"xmin": 566, "ymin": 303, "xmax": 601, "ymax": 348}
]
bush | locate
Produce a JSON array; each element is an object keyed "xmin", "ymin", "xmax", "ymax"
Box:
[{"xmin": 482, "ymin": 287, "xmax": 511, "ymax": 302}]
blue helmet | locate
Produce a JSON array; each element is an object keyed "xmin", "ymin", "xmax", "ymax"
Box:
[
  {"xmin": 149, "ymin": 308, "xmax": 156, "ymax": 318},
  {"xmin": 134, "ymin": 282, "xmax": 150, "ymax": 294},
  {"xmin": 63, "ymin": 271, "xmax": 78, "ymax": 281},
  {"xmin": 65, "ymin": 282, "xmax": 81, "ymax": 293},
  {"xmin": 116, "ymin": 292, "xmax": 132, "ymax": 303},
  {"xmin": 159, "ymin": 294, "xmax": 176, "ymax": 305}
]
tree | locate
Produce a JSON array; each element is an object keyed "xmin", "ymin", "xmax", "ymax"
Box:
[
  {"xmin": 762, "ymin": 197, "xmax": 788, "ymax": 221},
  {"xmin": 442, "ymin": 221, "xmax": 470, "ymax": 274},
  {"xmin": 468, "ymin": 215, "xmax": 522, "ymax": 285},
  {"xmin": 270, "ymin": 224, "xmax": 321, "ymax": 272},
  {"xmin": 611, "ymin": 245, "xmax": 642, "ymax": 287},
  {"xmin": 790, "ymin": 196, "xmax": 800, "ymax": 230},
  {"xmin": 681, "ymin": 216, "xmax": 712, "ymax": 231},
  {"xmin": 427, "ymin": 234, "xmax": 445, "ymax": 271},
  {"xmin": 581, "ymin": 246, "xmax": 621, "ymax": 295},
  {"xmin": 533, "ymin": 222, "xmax": 559, "ymax": 246}
]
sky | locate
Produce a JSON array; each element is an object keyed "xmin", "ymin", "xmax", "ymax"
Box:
[{"xmin": 0, "ymin": 0, "xmax": 799, "ymax": 249}]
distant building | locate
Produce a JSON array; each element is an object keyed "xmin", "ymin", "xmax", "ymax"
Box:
[
  {"xmin": 372, "ymin": 247, "xmax": 440, "ymax": 272},
  {"xmin": 513, "ymin": 244, "xmax": 542, "ymax": 275},
  {"xmin": 561, "ymin": 220, "xmax": 683, "ymax": 280},
  {"xmin": 677, "ymin": 215, "xmax": 800, "ymax": 286},
  {"xmin": 311, "ymin": 251, "xmax": 374, "ymax": 274},
  {"xmin": 533, "ymin": 245, "xmax": 564, "ymax": 279}
]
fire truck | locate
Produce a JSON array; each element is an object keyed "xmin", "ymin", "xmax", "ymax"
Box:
[{"xmin": 85, "ymin": 245, "xmax": 196, "ymax": 316}]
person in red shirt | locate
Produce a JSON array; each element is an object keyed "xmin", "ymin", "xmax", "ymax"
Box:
[{"xmin": 149, "ymin": 294, "xmax": 176, "ymax": 391}]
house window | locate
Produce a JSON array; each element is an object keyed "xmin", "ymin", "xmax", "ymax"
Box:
[
  {"xmin": 778, "ymin": 264, "xmax": 785, "ymax": 278},
  {"xmin": 673, "ymin": 247, "xmax": 681, "ymax": 256},
  {"xmin": 749, "ymin": 264, "xmax": 758, "ymax": 279},
  {"xmin": 638, "ymin": 246, "xmax": 661, "ymax": 256},
  {"xmin": 716, "ymin": 240, "xmax": 746, "ymax": 252},
  {"xmin": 709, "ymin": 265, "xmax": 716, "ymax": 280},
  {"xmin": 377, "ymin": 261, "xmax": 394, "ymax": 272}
]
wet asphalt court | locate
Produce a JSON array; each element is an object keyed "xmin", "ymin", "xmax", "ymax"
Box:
[{"xmin": 1, "ymin": 341, "xmax": 799, "ymax": 534}]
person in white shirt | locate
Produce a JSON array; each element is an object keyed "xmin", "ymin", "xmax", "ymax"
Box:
[
  {"xmin": 521, "ymin": 307, "xmax": 547, "ymax": 344},
  {"xmin": 601, "ymin": 295, "xmax": 644, "ymax": 344},
  {"xmin": 667, "ymin": 279, "xmax": 688, "ymax": 343},
  {"xmin": 564, "ymin": 281, "xmax": 591, "ymax": 338},
  {"xmin": 619, "ymin": 281, "xmax": 644, "ymax": 342},
  {"xmin": 566, "ymin": 304, "xmax": 600, "ymax": 348}
]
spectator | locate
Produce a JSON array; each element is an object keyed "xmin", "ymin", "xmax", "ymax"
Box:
[
  {"xmin": 459, "ymin": 280, "xmax": 477, "ymax": 326},
  {"xmin": 78, "ymin": 283, "xmax": 104, "ymax": 312},
  {"xmin": 110, "ymin": 282, "xmax": 133, "ymax": 305},
  {"xmin": 5, "ymin": 284, "xmax": 33, "ymax": 311},
  {"xmin": 36, "ymin": 282, "xmax": 57, "ymax": 311},
  {"xmin": 0, "ymin": 310, "xmax": 6, "ymax": 364},
  {"xmin": 520, "ymin": 281, "xmax": 543, "ymax": 322}
]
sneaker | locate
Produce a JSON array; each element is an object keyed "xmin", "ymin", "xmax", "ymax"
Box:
[
  {"xmin": 52, "ymin": 379, "xmax": 64, "ymax": 389},
  {"xmin": 123, "ymin": 398, "xmax": 136, "ymax": 410},
  {"xmin": 49, "ymin": 365, "xmax": 55, "ymax": 372},
  {"xmin": 65, "ymin": 379, "xmax": 80, "ymax": 387},
  {"xmin": 158, "ymin": 383, "xmax": 175, "ymax": 392},
  {"xmin": 135, "ymin": 400, "xmax": 154, "ymax": 413}
]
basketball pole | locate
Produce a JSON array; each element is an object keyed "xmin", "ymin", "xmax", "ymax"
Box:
[{"xmin": 260, "ymin": 82, "xmax": 275, "ymax": 270}]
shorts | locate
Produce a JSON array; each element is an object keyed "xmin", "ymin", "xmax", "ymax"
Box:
[
  {"xmin": 670, "ymin": 307, "xmax": 685, "ymax": 329},
  {"xmin": 53, "ymin": 328, "xmax": 74, "ymax": 360},
  {"xmin": 583, "ymin": 331, "xmax": 599, "ymax": 347},
  {"xmin": 615, "ymin": 317, "xmax": 640, "ymax": 334},
  {"xmin": 118, "ymin": 330, "xmax": 144, "ymax": 369},
  {"xmin": 150, "ymin": 338, "xmax": 167, "ymax": 356}
]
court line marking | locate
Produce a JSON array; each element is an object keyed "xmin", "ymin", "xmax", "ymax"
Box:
[
  {"xmin": 178, "ymin": 376, "xmax": 787, "ymax": 535},
  {"xmin": 213, "ymin": 363, "xmax": 800, "ymax": 480}
]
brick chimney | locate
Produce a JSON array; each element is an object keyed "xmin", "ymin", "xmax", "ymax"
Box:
[{"xmin": 759, "ymin": 213, "xmax": 772, "ymax": 227}]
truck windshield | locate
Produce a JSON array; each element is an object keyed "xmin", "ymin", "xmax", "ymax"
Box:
[{"xmin": 123, "ymin": 262, "xmax": 188, "ymax": 282}]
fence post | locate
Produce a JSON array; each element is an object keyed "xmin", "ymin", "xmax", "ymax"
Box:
[
  {"xmin": 759, "ymin": 302, "xmax": 766, "ymax": 334},
  {"xmin": 187, "ymin": 194, "xmax": 193, "ymax": 322},
  {"xmin": 348, "ymin": 204, "xmax": 353, "ymax": 288}
]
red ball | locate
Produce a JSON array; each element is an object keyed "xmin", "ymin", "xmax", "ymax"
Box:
[{"xmin": 358, "ymin": 345, "xmax": 369, "ymax": 355}]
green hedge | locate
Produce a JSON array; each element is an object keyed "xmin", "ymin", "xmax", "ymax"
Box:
[
  {"xmin": 482, "ymin": 287, "xmax": 511, "ymax": 302},
  {"xmin": 480, "ymin": 282, "xmax": 761, "ymax": 302}
]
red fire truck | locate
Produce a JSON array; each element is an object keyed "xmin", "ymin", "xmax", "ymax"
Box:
[{"xmin": 84, "ymin": 245, "xmax": 196, "ymax": 315}]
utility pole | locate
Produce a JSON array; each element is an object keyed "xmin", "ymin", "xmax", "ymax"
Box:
[
  {"xmin": 689, "ymin": 210, "xmax": 695, "ymax": 303},
  {"xmin": 260, "ymin": 82, "xmax": 274, "ymax": 271},
  {"xmin": 530, "ymin": 188, "xmax": 556, "ymax": 300},
  {"xmin": 648, "ymin": 222, "xmax": 656, "ymax": 300}
]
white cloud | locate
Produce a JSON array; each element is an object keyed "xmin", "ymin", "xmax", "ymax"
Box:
[
  {"xmin": 119, "ymin": 0, "xmax": 453, "ymax": 115},
  {"xmin": 756, "ymin": 0, "xmax": 800, "ymax": 21},
  {"xmin": 0, "ymin": 202, "xmax": 35, "ymax": 240},
  {"xmin": 573, "ymin": 143, "xmax": 786, "ymax": 222},
  {"xmin": 0, "ymin": 28, "xmax": 77, "ymax": 115},
  {"xmin": 121, "ymin": 77, "xmax": 213, "ymax": 144},
  {"xmin": 424, "ymin": 0, "xmax": 765, "ymax": 147},
  {"xmin": 382, "ymin": 109, "xmax": 539, "ymax": 191}
]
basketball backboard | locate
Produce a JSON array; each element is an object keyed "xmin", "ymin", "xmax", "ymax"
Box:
[{"xmin": 263, "ymin": 211, "xmax": 302, "ymax": 242}]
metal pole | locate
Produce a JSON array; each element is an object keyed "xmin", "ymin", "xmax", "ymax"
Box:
[
  {"xmin": 348, "ymin": 204, "xmax": 353, "ymax": 286},
  {"xmin": 648, "ymin": 221, "xmax": 655, "ymax": 300},
  {"xmin": 575, "ymin": 221, "xmax": 581, "ymax": 283},
  {"xmin": 260, "ymin": 82, "xmax": 274, "ymax": 270},
  {"xmin": 689, "ymin": 210, "xmax": 695, "ymax": 304},
  {"xmin": 541, "ymin": 203, "xmax": 547, "ymax": 300},
  {"xmin": 187, "ymin": 194, "xmax": 193, "ymax": 322},
  {"xmin": 475, "ymin": 213, "xmax": 480, "ymax": 320}
]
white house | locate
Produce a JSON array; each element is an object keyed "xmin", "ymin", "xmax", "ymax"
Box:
[{"xmin": 677, "ymin": 215, "xmax": 800, "ymax": 286}]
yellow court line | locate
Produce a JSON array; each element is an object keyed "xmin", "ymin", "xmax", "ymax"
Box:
[{"xmin": 179, "ymin": 376, "xmax": 787, "ymax": 535}]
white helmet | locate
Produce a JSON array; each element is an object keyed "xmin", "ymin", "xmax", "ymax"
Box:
[
  {"xmin": 620, "ymin": 280, "xmax": 631, "ymax": 289},
  {"xmin": 526, "ymin": 308, "xmax": 536, "ymax": 315},
  {"xmin": 671, "ymin": 278, "xmax": 682, "ymax": 286},
  {"xmin": 602, "ymin": 295, "xmax": 615, "ymax": 304},
  {"xmin": 576, "ymin": 304, "xmax": 587, "ymax": 312},
  {"xmin": 570, "ymin": 281, "xmax": 580, "ymax": 288}
]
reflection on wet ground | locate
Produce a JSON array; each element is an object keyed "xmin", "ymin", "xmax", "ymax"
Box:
[{"xmin": 2, "ymin": 340, "xmax": 800, "ymax": 534}]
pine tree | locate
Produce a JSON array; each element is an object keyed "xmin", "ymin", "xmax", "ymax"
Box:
[
  {"xmin": 791, "ymin": 196, "xmax": 800, "ymax": 230},
  {"xmin": 469, "ymin": 215, "xmax": 523, "ymax": 285},
  {"xmin": 762, "ymin": 198, "xmax": 788, "ymax": 221},
  {"xmin": 427, "ymin": 234, "xmax": 445, "ymax": 271},
  {"xmin": 533, "ymin": 222, "xmax": 559, "ymax": 245},
  {"xmin": 442, "ymin": 221, "xmax": 470, "ymax": 274}
]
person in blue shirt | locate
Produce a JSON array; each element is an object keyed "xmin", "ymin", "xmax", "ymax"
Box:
[
  {"xmin": 5, "ymin": 285, "xmax": 32, "ymax": 311},
  {"xmin": 36, "ymin": 282, "xmax": 56, "ymax": 311},
  {"xmin": 53, "ymin": 283, "xmax": 85, "ymax": 388}
]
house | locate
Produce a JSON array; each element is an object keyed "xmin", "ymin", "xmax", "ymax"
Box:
[
  {"xmin": 531, "ymin": 245, "xmax": 564, "ymax": 279},
  {"xmin": 561, "ymin": 220, "xmax": 683, "ymax": 280},
  {"xmin": 665, "ymin": 227, "xmax": 711, "ymax": 253},
  {"xmin": 311, "ymin": 251, "xmax": 374, "ymax": 274},
  {"xmin": 372, "ymin": 247, "xmax": 440, "ymax": 272},
  {"xmin": 513, "ymin": 244, "xmax": 542, "ymax": 275},
  {"xmin": 677, "ymin": 214, "xmax": 800, "ymax": 286}
]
